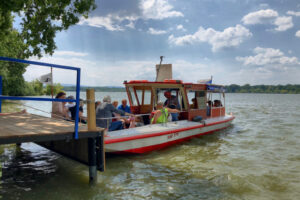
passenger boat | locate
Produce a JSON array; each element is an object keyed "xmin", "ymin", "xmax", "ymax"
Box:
[{"xmin": 105, "ymin": 78, "xmax": 235, "ymax": 154}]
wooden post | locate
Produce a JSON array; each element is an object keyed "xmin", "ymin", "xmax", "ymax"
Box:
[
  {"xmin": 88, "ymin": 138, "xmax": 97, "ymax": 183},
  {"xmin": 86, "ymin": 89, "xmax": 97, "ymax": 131},
  {"xmin": 86, "ymin": 89, "xmax": 97, "ymax": 183}
]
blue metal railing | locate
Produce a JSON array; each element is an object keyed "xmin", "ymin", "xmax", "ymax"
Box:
[{"xmin": 0, "ymin": 56, "xmax": 81, "ymax": 139}]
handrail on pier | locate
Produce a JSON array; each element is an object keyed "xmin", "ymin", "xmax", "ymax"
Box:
[{"xmin": 0, "ymin": 56, "xmax": 81, "ymax": 139}]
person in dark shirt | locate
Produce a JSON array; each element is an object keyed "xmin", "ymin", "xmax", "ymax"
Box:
[
  {"xmin": 163, "ymin": 91, "xmax": 180, "ymax": 109},
  {"xmin": 69, "ymin": 99, "xmax": 87, "ymax": 124}
]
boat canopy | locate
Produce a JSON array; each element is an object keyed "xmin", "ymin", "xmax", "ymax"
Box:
[{"xmin": 207, "ymin": 85, "xmax": 225, "ymax": 93}]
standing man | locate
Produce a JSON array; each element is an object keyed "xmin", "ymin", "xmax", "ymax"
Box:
[{"xmin": 117, "ymin": 99, "xmax": 131, "ymax": 113}]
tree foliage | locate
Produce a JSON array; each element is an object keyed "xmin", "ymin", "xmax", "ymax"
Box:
[
  {"xmin": 0, "ymin": 24, "xmax": 28, "ymax": 95},
  {"xmin": 0, "ymin": 0, "xmax": 96, "ymax": 57},
  {"xmin": 24, "ymin": 79, "xmax": 43, "ymax": 96},
  {"xmin": 225, "ymin": 84, "xmax": 300, "ymax": 94},
  {"xmin": 0, "ymin": 0, "xmax": 96, "ymax": 96},
  {"xmin": 45, "ymin": 83, "xmax": 63, "ymax": 95}
]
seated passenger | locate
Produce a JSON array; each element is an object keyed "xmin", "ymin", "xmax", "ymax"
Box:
[
  {"xmin": 51, "ymin": 92, "xmax": 69, "ymax": 120},
  {"xmin": 112, "ymin": 101, "xmax": 118, "ymax": 108},
  {"xmin": 69, "ymin": 99, "xmax": 87, "ymax": 124},
  {"xmin": 65, "ymin": 95, "xmax": 75, "ymax": 118},
  {"xmin": 151, "ymin": 101, "xmax": 180, "ymax": 124},
  {"xmin": 164, "ymin": 91, "xmax": 180, "ymax": 109},
  {"xmin": 190, "ymin": 98, "xmax": 197, "ymax": 109},
  {"xmin": 213, "ymin": 100, "xmax": 222, "ymax": 107},
  {"xmin": 117, "ymin": 99, "xmax": 131, "ymax": 113},
  {"xmin": 96, "ymin": 96, "xmax": 132, "ymax": 131},
  {"xmin": 95, "ymin": 101, "xmax": 101, "ymax": 110}
]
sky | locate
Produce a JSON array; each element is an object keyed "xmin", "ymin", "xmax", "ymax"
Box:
[{"xmin": 22, "ymin": 0, "xmax": 300, "ymax": 86}]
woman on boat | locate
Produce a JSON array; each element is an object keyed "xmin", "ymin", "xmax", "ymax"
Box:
[
  {"xmin": 151, "ymin": 101, "xmax": 180, "ymax": 124},
  {"xmin": 51, "ymin": 92, "xmax": 69, "ymax": 120}
]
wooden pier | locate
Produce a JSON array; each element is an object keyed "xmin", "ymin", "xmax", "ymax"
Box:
[
  {"xmin": 0, "ymin": 58, "xmax": 106, "ymax": 183},
  {"xmin": 0, "ymin": 89, "xmax": 105, "ymax": 183}
]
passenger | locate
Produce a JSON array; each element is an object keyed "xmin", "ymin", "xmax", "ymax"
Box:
[
  {"xmin": 190, "ymin": 98, "xmax": 197, "ymax": 109},
  {"xmin": 51, "ymin": 92, "xmax": 69, "ymax": 119},
  {"xmin": 69, "ymin": 99, "xmax": 87, "ymax": 124},
  {"xmin": 96, "ymin": 96, "xmax": 132, "ymax": 131},
  {"xmin": 163, "ymin": 91, "xmax": 180, "ymax": 109},
  {"xmin": 134, "ymin": 116, "xmax": 144, "ymax": 127},
  {"xmin": 65, "ymin": 95, "xmax": 75, "ymax": 118},
  {"xmin": 207, "ymin": 100, "xmax": 212, "ymax": 116},
  {"xmin": 95, "ymin": 101, "xmax": 101, "ymax": 110},
  {"xmin": 213, "ymin": 100, "xmax": 222, "ymax": 107},
  {"xmin": 117, "ymin": 99, "xmax": 131, "ymax": 113},
  {"xmin": 112, "ymin": 101, "xmax": 118, "ymax": 108},
  {"xmin": 151, "ymin": 101, "xmax": 180, "ymax": 124},
  {"xmin": 168, "ymin": 104, "xmax": 179, "ymax": 121},
  {"xmin": 0, "ymin": 109, "xmax": 27, "ymax": 116}
]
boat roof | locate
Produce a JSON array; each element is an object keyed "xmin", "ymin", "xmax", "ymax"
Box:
[{"xmin": 124, "ymin": 80, "xmax": 225, "ymax": 92}]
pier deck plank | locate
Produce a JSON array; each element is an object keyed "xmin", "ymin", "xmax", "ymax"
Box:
[{"xmin": 0, "ymin": 113, "xmax": 104, "ymax": 144}]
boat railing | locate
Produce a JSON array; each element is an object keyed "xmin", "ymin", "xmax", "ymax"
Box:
[{"xmin": 0, "ymin": 56, "xmax": 82, "ymax": 139}]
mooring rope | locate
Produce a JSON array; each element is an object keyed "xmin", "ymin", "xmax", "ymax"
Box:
[{"xmin": 5, "ymin": 101, "xmax": 77, "ymax": 122}]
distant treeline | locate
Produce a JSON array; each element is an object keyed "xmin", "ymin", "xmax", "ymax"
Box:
[{"xmin": 225, "ymin": 84, "xmax": 300, "ymax": 94}]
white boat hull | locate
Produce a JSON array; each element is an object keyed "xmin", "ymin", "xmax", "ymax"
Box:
[{"xmin": 105, "ymin": 115, "xmax": 234, "ymax": 154}]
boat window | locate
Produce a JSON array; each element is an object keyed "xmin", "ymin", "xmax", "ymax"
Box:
[
  {"xmin": 128, "ymin": 87, "xmax": 138, "ymax": 106},
  {"xmin": 207, "ymin": 92, "xmax": 224, "ymax": 107},
  {"xmin": 143, "ymin": 90, "xmax": 152, "ymax": 105},
  {"xmin": 136, "ymin": 89, "xmax": 143, "ymax": 105},
  {"xmin": 188, "ymin": 90, "xmax": 206, "ymax": 109},
  {"xmin": 156, "ymin": 88, "xmax": 181, "ymax": 109}
]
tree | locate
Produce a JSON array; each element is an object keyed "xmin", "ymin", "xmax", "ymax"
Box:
[
  {"xmin": 0, "ymin": 0, "xmax": 96, "ymax": 57},
  {"xmin": 0, "ymin": 26, "xmax": 28, "ymax": 95},
  {"xmin": 45, "ymin": 83, "xmax": 63, "ymax": 96},
  {"xmin": 0, "ymin": 0, "xmax": 96, "ymax": 96}
]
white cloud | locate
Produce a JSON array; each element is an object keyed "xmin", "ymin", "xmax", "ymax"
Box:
[
  {"xmin": 176, "ymin": 24, "xmax": 186, "ymax": 31},
  {"xmin": 242, "ymin": 9, "xmax": 293, "ymax": 31},
  {"xmin": 242, "ymin": 9, "xmax": 278, "ymax": 25},
  {"xmin": 296, "ymin": 30, "xmax": 300, "ymax": 38},
  {"xmin": 287, "ymin": 10, "xmax": 300, "ymax": 17},
  {"xmin": 274, "ymin": 16, "xmax": 293, "ymax": 31},
  {"xmin": 140, "ymin": 0, "xmax": 183, "ymax": 20},
  {"xmin": 53, "ymin": 51, "xmax": 88, "ymax": 57},
  {"xmin": 148, "ymin": 27, "xmax": 167, "ymax": 35},
  {"xmin": 236, "ymin": 47, "xmax": 300, "ymax": 66},
  {"xmin": 168, "ymin": 24, "xmax": 252, "ymax": 52},
  {"xmin": 78, "ymin": 0, "xmax": 183, "ymax": 31},
  {"xmin": 78, "ymin": 14, "xmax": 138, "ymax": 31}
]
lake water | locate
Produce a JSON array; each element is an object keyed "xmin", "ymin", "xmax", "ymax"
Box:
[{"xmin": 0, "ymin": 93, "xmax": 300, "ymax": 200}]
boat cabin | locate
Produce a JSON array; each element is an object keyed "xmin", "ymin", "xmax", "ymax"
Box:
[{"xmin": 124, "ymin": 80, "xmax": 226, "ymax": 124}]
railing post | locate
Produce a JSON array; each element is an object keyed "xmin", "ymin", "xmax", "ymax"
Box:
[
  {"xmin": 0, "ymin": 75, "xmax": 2, "ymax": 113},
  {"xmin": 74, "ymin": 68, "xmax": 81, "ymax": 139}
]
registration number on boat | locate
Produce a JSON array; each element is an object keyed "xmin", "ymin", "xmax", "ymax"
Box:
[{"xmin": 167, "ymin": 132, "xmax": 179, "ymax": 140}]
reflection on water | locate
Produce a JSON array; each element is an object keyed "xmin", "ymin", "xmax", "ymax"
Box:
[{"xmin": 0, "ymin": 93, "xmax": 300, "ymax": 200}]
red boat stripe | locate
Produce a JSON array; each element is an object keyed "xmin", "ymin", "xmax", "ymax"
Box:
[
  {"xmin": 105, "ymin": 116, "xmax": 235, "ymax": 144},
  {"xmin": 110, "ymin": 126, "xmax": 228, "ymax": 154}
]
